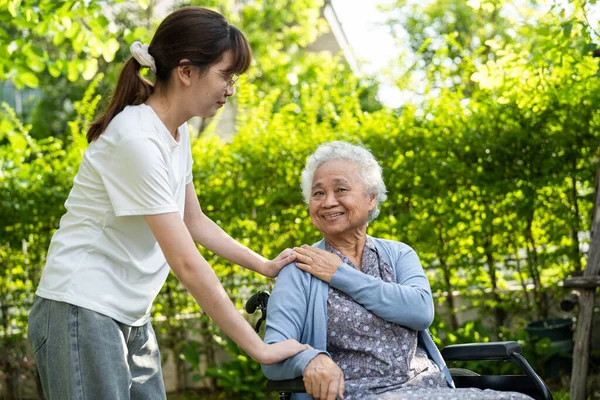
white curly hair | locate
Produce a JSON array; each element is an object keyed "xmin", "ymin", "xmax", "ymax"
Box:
[{"xmin": 301, "ymin": 141, "xmax": 387, "ymax": 222}]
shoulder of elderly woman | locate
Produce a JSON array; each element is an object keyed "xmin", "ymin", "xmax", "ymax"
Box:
[{"xmin": 277, "ymin": 260, "xmax": 316, "ymax": 283}]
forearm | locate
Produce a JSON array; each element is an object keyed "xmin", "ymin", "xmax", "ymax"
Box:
[
  {"xmin": 173, "ymin": 252, "xmax": 265, "ymax": 360},
  {"xmin": 330, "ymin": 264, "xmax": 434, "ymax": 330},
  {"xmin": 186, "ymin": 212, "xmax": 266, "ymax": 274},
  {"xmin": 148, "ymin": 212, "xmax": 307, "ymax": 365},
  {"xmin": 261, "ymin": 348, "xmax": 325, "ymax": 380}
]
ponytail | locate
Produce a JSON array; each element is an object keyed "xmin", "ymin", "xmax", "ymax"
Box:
[
  {"xmin": 86, "ymin": 6, "xmax": 252, "ymax": 143},
  {"xmin": 86, "ymin": 58, "xmax": 153, "ymax": 143}
]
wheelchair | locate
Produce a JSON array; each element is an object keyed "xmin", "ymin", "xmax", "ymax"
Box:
[{"xmin": 245, "ymin": 291, "xmax": 553, "ymax": 400}]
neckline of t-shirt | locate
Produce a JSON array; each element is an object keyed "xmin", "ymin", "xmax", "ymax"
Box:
[{"xmin": 139, "ymin": 103, "xmax": 181, "ymax": 149}]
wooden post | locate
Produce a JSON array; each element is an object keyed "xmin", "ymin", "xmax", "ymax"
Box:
[{"xmin": 569, "ymin": 161, "xmax": 600, "ymax": 400}]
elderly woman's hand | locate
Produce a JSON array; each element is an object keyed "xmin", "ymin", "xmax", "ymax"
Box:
[
  {"xmin": 304, "ymin": 354, "xmax": 345, "ymax": 400},
  {"xmin": 294, "ymin": 246, "xmax": 343, "ymax": 283}
]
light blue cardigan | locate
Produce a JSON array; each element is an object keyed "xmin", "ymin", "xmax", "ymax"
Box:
[{"xmin": 261, "ymin": 236, "xmax": 454, "ymax": 399}]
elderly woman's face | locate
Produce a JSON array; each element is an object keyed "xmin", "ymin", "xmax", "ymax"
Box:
[{"xmin": 309, "ymin": 159, "xmax": 376, "ymax": 237}]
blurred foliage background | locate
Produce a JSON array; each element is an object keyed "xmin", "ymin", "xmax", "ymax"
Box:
[{"xmin": 1, "ymin": 0, "xmax": 600, "ymax": 398}]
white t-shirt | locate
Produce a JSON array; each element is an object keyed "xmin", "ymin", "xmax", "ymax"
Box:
[{"xmin": 36, "ymin": 104, "xmax": 193, "ymax": 326}]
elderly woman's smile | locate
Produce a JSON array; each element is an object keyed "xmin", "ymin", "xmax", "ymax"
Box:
[
  {"xmin": 321, "ymin": 212, "xmax": 344, "ymax": 220},
  {"xmin": 309, "ymin": 159, "xmax": 376, "ymax": 238}
]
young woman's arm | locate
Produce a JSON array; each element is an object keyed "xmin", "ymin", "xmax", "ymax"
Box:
[
  {"xmin": 145, "ymin": 212, "xmax": 308, "ymax": 364},
  {"xmin": 182, "ymin": 183, "xmax": 294, "ymax": 277}
]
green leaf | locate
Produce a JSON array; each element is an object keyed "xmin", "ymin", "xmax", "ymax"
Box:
[
  {"xmin": 61, "ymin": 16, "xmax": 72, "ymax": 31},
  {"xmin": 97, "ymin": 16, "xmax": 109, "ymax": 28},
  {"xmin": 17, "ymin": 71, "xmax": 40, "ymax": 88},
  {"xmin": 102, "ymin": 38, "xmax": 120, "ymax": 62},
  {"xmin": 67, "ymin": 60, "xmax": 79, "ymax": 82},
  {"xmin": 584, "ymin": 42, "xmax": 596, "ymax": 54},
  {"xmin": 82, "ymin": 58, "xmax": 97, "ymax": 80},
  {"xmin": 8, "ymin": 132, "xmax": 27, "ymax": 152},
  {"xmin": 8, "ymin": 1, "xmax": 18, "ymax": 17},
  {"xmin": 52, "ymin": 30, "xmax": 64, "ymax": 46},
  {"xmin": 563, "ymin": 22, "xmax": 572, "ymax": 38}
]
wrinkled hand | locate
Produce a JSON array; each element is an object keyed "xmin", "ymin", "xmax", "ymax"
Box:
[
  {"xmin": 262, "ymin": 248, "xmax": 296, "ymax": 278},
  {"xmin": 304, "ymin": 354, "xmax": 345, "ymax": 400},
  {"xmin": 294, "ymin": 246, "xmax": 343, "ymax": 283},
  {"xmin": 255, "ymin": 340, "xmax": 312, "ymax": 365}
]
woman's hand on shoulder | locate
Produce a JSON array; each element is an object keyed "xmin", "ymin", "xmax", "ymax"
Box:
[
  {"xmin": 293, "ymin": 245, "xmax": 343, "ymax": 283},
  {"xmin": 262, "ymin": 248, "xmax": 296, "ymax": 278}
]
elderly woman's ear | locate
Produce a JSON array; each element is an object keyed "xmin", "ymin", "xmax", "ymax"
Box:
[{"xmin": 369, "ymin": 193, "xmax": 377, "ymax": 210}]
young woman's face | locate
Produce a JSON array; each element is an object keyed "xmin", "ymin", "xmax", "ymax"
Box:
[{"xmin": 190, "ymin": 50, "xmax": 237, "ymax": 118}]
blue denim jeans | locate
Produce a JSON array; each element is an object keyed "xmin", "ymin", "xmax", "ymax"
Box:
[{"xmin": 28, "ymin": 296, "xmax": 166, "ymax": 400}]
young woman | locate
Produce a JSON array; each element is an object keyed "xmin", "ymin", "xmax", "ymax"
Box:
[{"xmin": 28, "ymin": 6, "xmax": 308, "ymax": 399}]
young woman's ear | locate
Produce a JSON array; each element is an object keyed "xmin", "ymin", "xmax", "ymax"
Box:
[{"xmin": 175, "ymin": 59, "xmax": 194, "ymax": 88}]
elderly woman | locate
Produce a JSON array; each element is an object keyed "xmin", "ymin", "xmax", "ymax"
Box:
[{"xmin": 262, "ymin": 141, "xmax": 533, "ymax": 400}]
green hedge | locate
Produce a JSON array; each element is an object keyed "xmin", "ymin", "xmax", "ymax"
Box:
[{"xmin": 2, "ymin": 28, "xmax": 599, "ymax": 398}]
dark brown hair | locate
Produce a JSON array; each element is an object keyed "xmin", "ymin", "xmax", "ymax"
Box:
[{"xmin": 87, "ymin": 6, "xmax": 252, "ymax": 143}]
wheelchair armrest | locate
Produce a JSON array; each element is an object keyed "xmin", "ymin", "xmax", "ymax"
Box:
[
  {"xmin": 266, "ymin": 377, "xmax": 306, "ymax": 393},
  {"xmin": 442, "ymin": 341, "xmax": 552, "ymax": 399},
  {"xmin": 441, "ymin": 341, "xmax": 522, "ymax": 361}
]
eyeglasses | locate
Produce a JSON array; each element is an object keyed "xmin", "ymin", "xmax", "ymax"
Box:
[
  {"xmin": 178, "ymin": 62, "xmax": 240, "ymax": 87},
  {"xmin": 209, "ymin": 68, "xmax": 240, "ymax": 87}
]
